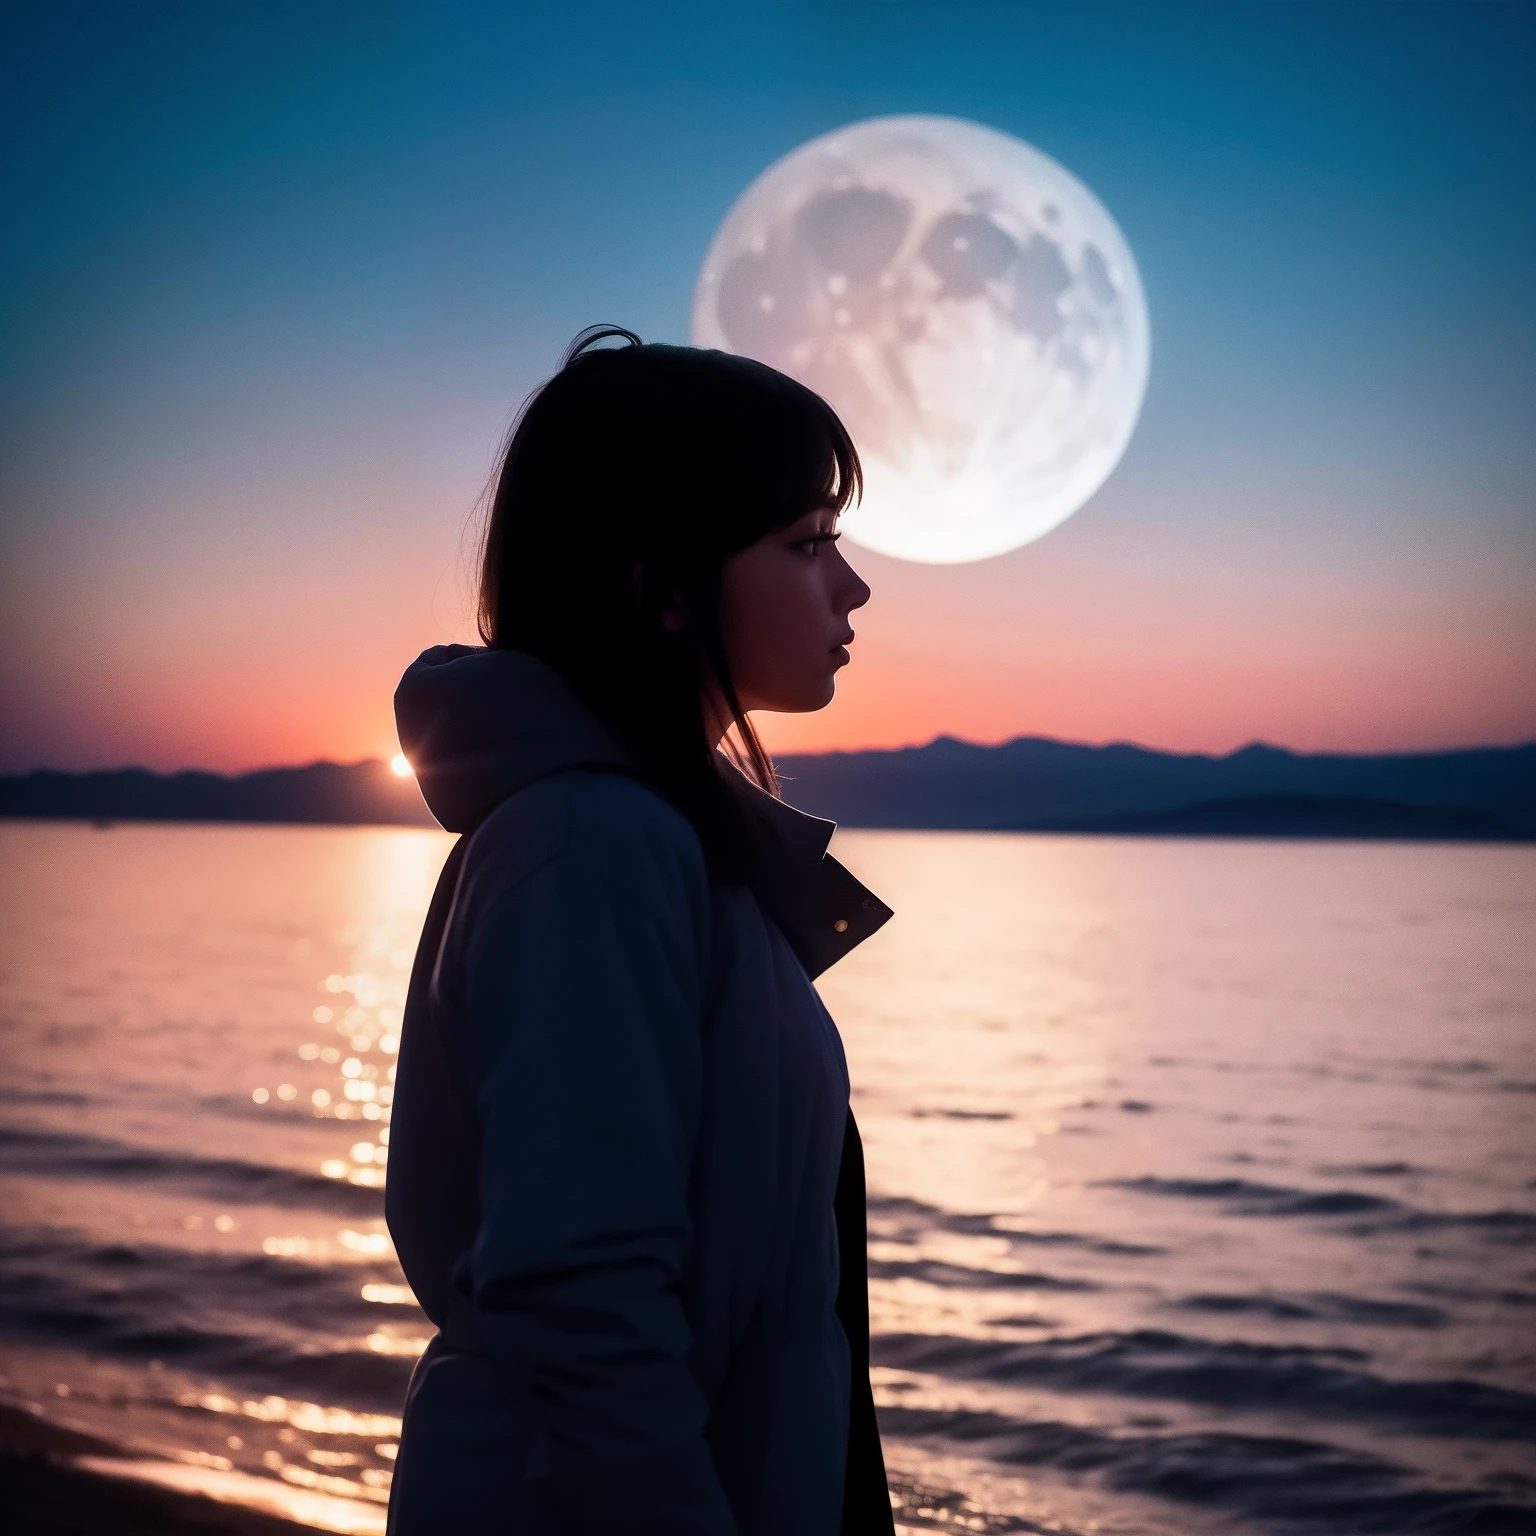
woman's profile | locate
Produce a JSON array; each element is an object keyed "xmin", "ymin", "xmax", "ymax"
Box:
[{"xmin": 385, "ymin": 326, "xmax": 895, "ymax": 1535}]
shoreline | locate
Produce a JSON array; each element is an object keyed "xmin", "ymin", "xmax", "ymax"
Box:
[{"xmin": 0, "ymin": 1402, "xmax": 357, "ymax": 1534}]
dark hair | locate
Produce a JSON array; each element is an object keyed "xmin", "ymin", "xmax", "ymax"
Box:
[{"xmin": 478, "ymin": 325, "xmax": 861, "ymax": 876}]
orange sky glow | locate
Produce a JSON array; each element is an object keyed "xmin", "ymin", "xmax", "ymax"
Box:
[{"xmin": 6, "ymin": 462, "xmax": 1530, "ymax": 776}]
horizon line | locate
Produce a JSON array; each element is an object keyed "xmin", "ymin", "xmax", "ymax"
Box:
[{"xmin": 6, "ymin": 732, "xmax": 1534, "ymax": 781}]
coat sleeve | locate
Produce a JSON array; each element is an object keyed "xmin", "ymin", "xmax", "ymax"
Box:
[{"xmin": 452, "ymin": 798, "xmax": 739, "ymax": 1536}]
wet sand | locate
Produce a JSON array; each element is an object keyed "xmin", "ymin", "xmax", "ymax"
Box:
[{"xmin": 0, "ymin": 1403, "xmax": 306, "ymax": 1535}]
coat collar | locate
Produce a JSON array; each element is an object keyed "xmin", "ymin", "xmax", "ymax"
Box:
[
  {"xmin": 395, "ymin": 645, "xmax": 892, "ymax": 978},
  {"xmin": 722, "ymin": 763, "xmax": 893, "ymax": 980}
]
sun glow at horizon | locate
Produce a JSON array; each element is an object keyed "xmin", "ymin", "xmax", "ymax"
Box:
[{"xmin": 389, "ymin": 754, "xmax": 413, "ymax": 778}]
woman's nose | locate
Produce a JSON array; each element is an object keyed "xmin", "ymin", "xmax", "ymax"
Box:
[{"xmin": 837, "ymin": 551, "xmax": 872, "ymax": 614}]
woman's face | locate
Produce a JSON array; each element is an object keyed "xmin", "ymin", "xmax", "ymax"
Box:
[{"xmin": 718, "ymin": 505, "xmax": 871, "ymax": 715}]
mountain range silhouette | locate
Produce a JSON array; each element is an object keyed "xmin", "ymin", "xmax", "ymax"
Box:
[{"xmin": 4, "ymin": 738, "xmax": 1531, "ymax": 841}]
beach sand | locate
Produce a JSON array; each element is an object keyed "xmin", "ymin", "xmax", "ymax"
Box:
[{"xmin": 0, "ymin": 1402, "xmax": 310, "ymax": 1535}]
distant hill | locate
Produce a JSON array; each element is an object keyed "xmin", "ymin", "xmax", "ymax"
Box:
[
  {"xmin": 775, "ymin": 738, "xmax": 1536, "ymax": 837},
  {"xmin": 1, "ymin": 738, "xmax": 1532, "ymax": 841},
  {"xmin": 0, "ymin": 761, "xmax": 436, "ymax": 828}
]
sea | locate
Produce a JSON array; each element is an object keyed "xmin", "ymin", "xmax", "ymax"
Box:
[{"xmin": 1, "ymin": 820, "xmax": 1533, "ymax": 1534}]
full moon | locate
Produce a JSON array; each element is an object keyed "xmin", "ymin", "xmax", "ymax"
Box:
[{"xmin": 692, "ymin": 115, "xmax": 1150, "ymax": 564}]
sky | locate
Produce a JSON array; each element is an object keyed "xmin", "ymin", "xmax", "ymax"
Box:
[{"xmin": 2, "ymin": 0, "xmax": 1533, "ymax": 774}]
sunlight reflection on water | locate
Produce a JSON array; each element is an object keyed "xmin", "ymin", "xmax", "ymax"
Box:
[{"xmin": 0, "ymin": 822, "xmax": 452, "ymax": 1518}]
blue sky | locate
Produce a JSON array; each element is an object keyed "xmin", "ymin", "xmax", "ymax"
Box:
[{"xmin": 2, "ymin": 1, "xmax": 1532, "ymax": 770}]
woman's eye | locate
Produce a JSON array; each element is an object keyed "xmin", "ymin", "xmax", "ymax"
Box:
[{"xmin": 797, "ymin": 533, "xmax": 838, "ymax": 555}]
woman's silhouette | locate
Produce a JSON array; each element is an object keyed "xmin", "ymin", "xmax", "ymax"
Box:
[{"xmin": 385, "ymin": 326, "xmax": 895, "ymax": 1535}]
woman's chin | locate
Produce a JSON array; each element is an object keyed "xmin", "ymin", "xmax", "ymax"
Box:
[
  {"xmin": 748, "ymin": 678, "xmax": 839, "ymax": 715},
  {"xmin": 804, "ymin": 676, "xmax": 840, "ymax": 712}
]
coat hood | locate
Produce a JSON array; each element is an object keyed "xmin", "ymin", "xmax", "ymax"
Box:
[
  {"xmin": 395, "ymin": 644, "xmax": 635, "ymax": 835},
  {"xmin": 393, "ymin": 644, "xmax": 892, "ymax": 978}
]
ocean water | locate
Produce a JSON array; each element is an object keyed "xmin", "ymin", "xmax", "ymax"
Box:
[{"xmin": 0, "ymin": 820, "xmax": 1532, "ymax": 1534}]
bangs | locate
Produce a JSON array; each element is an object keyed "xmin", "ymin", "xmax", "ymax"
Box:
[{"xmin": 777, "ymin": 379, "xmax": 863, "ymax": 527}]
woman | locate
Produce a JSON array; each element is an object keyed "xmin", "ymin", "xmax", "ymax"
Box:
[{"xmin": 385, "ymin": 327, "xmax": 895, "ymax": 1535}]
